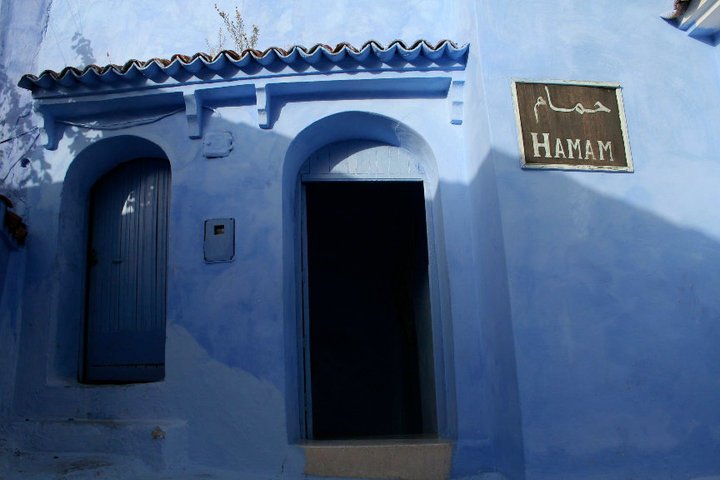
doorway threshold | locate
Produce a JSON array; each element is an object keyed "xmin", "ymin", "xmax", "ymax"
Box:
[{"xmin": 301, "ymin": 438, "xmax": 452, "ymax": 480}]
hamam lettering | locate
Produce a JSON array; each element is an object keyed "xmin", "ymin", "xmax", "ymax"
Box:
[{"xmin": 530, "ymin": 132, "xmax": 614, "ymax": 162}]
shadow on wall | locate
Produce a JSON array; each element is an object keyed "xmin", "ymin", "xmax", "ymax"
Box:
[
  {"xmin": 11, "ymin": 110, "xmax": 301, "ymax": 476},
  {"xmin": 4, "ymin": 74, "xmax": 720, "ymax": 478},
  {"xmin": 9, "ymin": 108, "xmax": 516, "ymax": 478},
  {"xmin": 0, "ymin": 7, "xmax": 58, "ymax": 419},
  {"xmin": 71, "ymin": 31, "xmax": 97, "ymax": 68},
  {"xmin": 0, "ymin": 31, "xmax": 99, "ymax": 196},
  {"xmin": 25, "ymin": 27, "xmax": 139, "ymax": 381},
  {"xmin": 486, "ymin": 148, "xmax": 720, "ymax": 479},
  {"xmin": 0, "ymin": 29, "xmax": 102, "ymax": 198},
  {"xmin": 451, "ymin": 152, "xmax": 525, "ymax": 480},
  {"xmin": 0, "ymin": 66, "xmax": 46, "ymax": 198}
]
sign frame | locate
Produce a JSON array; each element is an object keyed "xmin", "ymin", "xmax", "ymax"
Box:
[{"xmin": 511, "ymin": 79, "xmax": 634, "ymax": 172}]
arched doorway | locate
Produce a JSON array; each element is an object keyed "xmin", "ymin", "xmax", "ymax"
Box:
[
  {"xmin": 50, "ymin": 136, "xmax": 171, "ymax": 383},
  {"xmin": 300, "ymin": 140, "xmax": 437, "ymax": 439},
  {"xmin": 83, "ymin": 157, "xmax": 170, "ymax": 383}
]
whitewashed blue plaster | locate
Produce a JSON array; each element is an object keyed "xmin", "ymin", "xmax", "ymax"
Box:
[
  {"xmin": 1, "ymin": 0, "xmax": 720, "ymax": 479},
  {"xmin": 472, "ymin": 1, "xmax": 720, "ymax": 479},
  {"xmin": 0, "ymin": 0, "xmax": 51, "ymax": 442}
]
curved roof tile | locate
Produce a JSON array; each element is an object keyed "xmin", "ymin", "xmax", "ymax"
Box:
[{"xmin": 18, "ymin": 40, "xmax": 469, "ymax": 93}]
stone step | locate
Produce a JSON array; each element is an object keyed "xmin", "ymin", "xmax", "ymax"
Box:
[{"xmin": 5, "ymin": 417, "xmax": 188, "ymax": 471}]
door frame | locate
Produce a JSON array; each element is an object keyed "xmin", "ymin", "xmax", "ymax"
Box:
[
  {"xmin": 299, "ymin": 174, "xmax": 442, "ymax": 440},
  {"xmin": 81, "ymin": 157, "xmax": 170, "ymax": 383}
]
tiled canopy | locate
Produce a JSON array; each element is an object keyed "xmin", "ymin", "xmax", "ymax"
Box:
[{"xmin": 19, "ymin": 40, "xmax": 469, "ymax": 92}]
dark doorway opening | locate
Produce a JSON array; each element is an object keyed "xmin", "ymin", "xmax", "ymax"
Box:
[{"xmin": 304, "ymin": 181, "xmax": 437, "ymax": 440}]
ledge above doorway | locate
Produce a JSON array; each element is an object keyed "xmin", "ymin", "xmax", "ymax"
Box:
[{"xmin": 18, "ymin": 40, "xmax": 469, "ymax": 148}]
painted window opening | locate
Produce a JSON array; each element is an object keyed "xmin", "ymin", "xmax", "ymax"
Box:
[{"xmin": 82, "ymin": 157, "xmax": 170, "ymax": 384}]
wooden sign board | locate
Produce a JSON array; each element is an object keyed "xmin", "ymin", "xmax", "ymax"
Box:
[{"xmin": 512, "ymin": 81, "xmax": 633, "ymax": 172}]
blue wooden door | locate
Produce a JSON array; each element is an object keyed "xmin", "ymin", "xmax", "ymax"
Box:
[{"xmin": 84, "ymin": 158, "xmax": 170, "ymax": 383}]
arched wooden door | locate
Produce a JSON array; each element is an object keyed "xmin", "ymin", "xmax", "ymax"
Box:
[{"xmin": 83, "ymin": 158, "xmax": 170, "ymax": 383}]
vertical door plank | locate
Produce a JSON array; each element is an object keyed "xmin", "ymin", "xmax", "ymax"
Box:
[{"xmin": 85, "ymin": 158, "xmax": 169, "ymax": 382}]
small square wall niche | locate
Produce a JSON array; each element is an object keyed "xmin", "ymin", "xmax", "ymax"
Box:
[
  {"xmin": 204, "ymin": 218, "xmax": 235, "ymax": 263},
  {"xmin": 203, "ymin": 131, "xmax": 233, "ymax": 158}
]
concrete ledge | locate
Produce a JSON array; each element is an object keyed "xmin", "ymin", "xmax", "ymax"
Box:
[{"xmin": 302, "ymin": 439, "xmax": 453, "ymax": 480}]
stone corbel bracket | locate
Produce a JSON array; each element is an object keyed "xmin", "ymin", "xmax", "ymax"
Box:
[
  {"xmin": 184, "ymin": 92, "xmax": 203, "ymax": 139},
  {"xmin": 34, "ymin": 104, "xmax": 59, "ymax": 151},
  {"xmin": 256, "ymin": 85, "xmax": 270, "ymax": 129},
  {"xmin": 450, "ymin": 80, "xmax": 465, "ymax": 125}
]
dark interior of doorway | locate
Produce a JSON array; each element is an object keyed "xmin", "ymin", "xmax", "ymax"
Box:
[{"xmin": 305, "ymin": 181, "xmax": 437, "ymax": 440}]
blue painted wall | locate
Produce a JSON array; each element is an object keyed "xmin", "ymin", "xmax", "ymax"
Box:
[
  {"xmin": 473, "ymin": 1, "xmax": 720, "ymax": 478},
  {"xmin": 1, "ymin": 1, "xmax": 719, "ymax": 479}
]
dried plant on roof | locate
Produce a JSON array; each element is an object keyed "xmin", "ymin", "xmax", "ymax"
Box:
[
  {"xmin": 663, "ymin": 0, "xmax": 691, "ymax": 20},
  {"xmin": 206, "ymin": 3, "xmax": 259, "ymax": 55}
]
